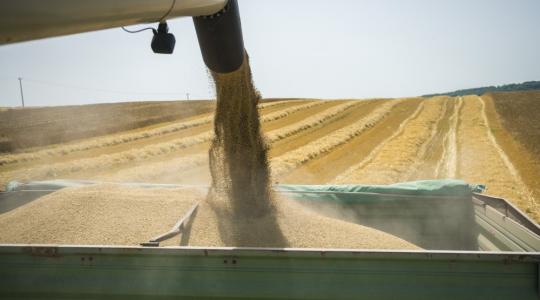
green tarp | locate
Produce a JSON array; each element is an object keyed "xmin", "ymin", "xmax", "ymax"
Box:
[
  {"xmin": 275, "ymin": 179, "xmax": 485, "ymax": 203},
  {"xmin": 7, "ymin": 179, "xmax": 485, "ymax": 196}
]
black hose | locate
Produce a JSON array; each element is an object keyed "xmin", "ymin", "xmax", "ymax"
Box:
[{"xmin": 193, "ymin": 0, "xmax": 245, "ymax": 74}]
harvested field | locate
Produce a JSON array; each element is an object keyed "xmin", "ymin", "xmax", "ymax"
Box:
[
  {"xmin": 270, "ymin": 99, "xmax": 405, "ymax": 177},
  {"xmin": 487, "ymin": 91, "xmax": 540, "ymax": 158},
  {"xmin": 0, "ymin": 99, "xmax": 306, "ymax": 167},
  {"xmin": 457, "ymin": 95, "xmax": 537, "ymax": 220},
  {"xmin": 482, "ymin": 92, "xmax": 540, "ymax": 220},
  {"xmin": 282, "ymin": 98, "xmax": 422, "ymax": 183},
  {"xmin": 0, "ymin": 100, "xmax": 319, "ymax": 185},
  {"xmin": 1, "ymin": 91, "xmax": 540, "ymax": 239},
  {"xmin": 333, "ymin": 98, "xmax": 442, "ymax": 184},
  {"xmin": 0, "ymin": 100, "xmax": 215, "ymax": 152}
]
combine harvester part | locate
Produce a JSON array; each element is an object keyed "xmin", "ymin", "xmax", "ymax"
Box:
[
  {"xmin": 0, "ymin": 0, "xmax": 227, "ymax": 44},
  {"xmin": 0, "ymin": 0, "xmax": 244, "ymax": 73},
  {"xmin": 193, "ymin": 0, "xmax": 244, "ymax": 73},
  {"xmin": 150, "ymin": 22, "xmax": 176, "ymax": 54}
]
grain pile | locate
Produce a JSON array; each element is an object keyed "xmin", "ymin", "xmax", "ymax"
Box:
[
  {"xmin": 0, "ymin": 184, "xmax": 419, "ymax": 249},
  {"xmin": 170, "ymin": 194, "xmax": 420, "ymax": 249},
  {"xmin": 0, "ymin": 184, "xmax": 204, "ymax": 245}
]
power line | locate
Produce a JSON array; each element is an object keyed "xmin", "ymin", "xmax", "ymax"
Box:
[
  {"xmin": 23, "ymin": 78, "xmax": 184, "ymax": 95},
  {"xmin": 0, "ymin": 76, "xmax": 211, "ymax": 102},
  {"xmin": 20, "ymin": 77, "xmax": 208, "ymax": 98}
]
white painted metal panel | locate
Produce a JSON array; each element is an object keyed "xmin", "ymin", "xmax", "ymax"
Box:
[{"xmin": 0, "ymin": 0, "xmax": 227, "ymax": 44}]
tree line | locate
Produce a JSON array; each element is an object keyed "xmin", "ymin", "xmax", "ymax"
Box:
[{"xmin": 423, "ymin": 80, "xmax": 540, "ymax": 97}]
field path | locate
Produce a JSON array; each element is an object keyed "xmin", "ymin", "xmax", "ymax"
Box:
[
  {"xmin": 401, "ymin": 97, "xmax": 453, "ymax": 181},
  {"xmin": 435, "ymin": 97, "xmax": 462, "ymax": 178}
]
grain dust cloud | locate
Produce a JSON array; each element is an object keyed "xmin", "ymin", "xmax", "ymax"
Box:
[
  {"xmin": 208, "ymin": 54, "xmax": 274, "ymax": 218},
  {"xmin": 203, "ymin": 54, "xmax": 287, "ymax": 247}
]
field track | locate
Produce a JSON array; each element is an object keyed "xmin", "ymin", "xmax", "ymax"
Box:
[{"xmin": 1, "ymin": 93, "xmax": 539, "ymax": 221}]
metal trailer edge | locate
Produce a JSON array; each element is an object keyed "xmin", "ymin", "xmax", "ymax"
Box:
[{"xmin": 0, "ymin": 244, "xmax": 539, "ymax": 299}]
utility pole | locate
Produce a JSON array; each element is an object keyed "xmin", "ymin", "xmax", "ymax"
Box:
[
  {"xmin": 186, "ymin": 92, "xmax": 190, "ymax": 100},
  {"xmin": 18, "ymin": 77, "xmax": 25, "ymax": 108}
]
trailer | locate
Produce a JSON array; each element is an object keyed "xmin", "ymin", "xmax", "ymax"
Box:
[{"xmin": 1, "ymin": 179, "xmax": 539, "ymax": 299}]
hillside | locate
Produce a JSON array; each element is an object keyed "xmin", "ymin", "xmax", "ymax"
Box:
[
  {"xmin": 0, "ymin": 99, "xmax": 296, "ymax": 153},
  {"xmin": 0, "ymin": 100, "xmax": 214, "ymax": 152}
]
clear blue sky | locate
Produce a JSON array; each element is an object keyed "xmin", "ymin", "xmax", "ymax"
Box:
[{"xmin": 1, "ymin": 0, "xmax": 539, "ymax": 107}]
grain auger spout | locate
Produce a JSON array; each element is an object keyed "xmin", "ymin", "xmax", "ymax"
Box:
[
  {"xmin": 193, "ymin": 0, "xmax": 245, "ymax": 74},
  {"xmin": 0, "ymin": 0, "xmax": 245, "ymax": 73}
]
